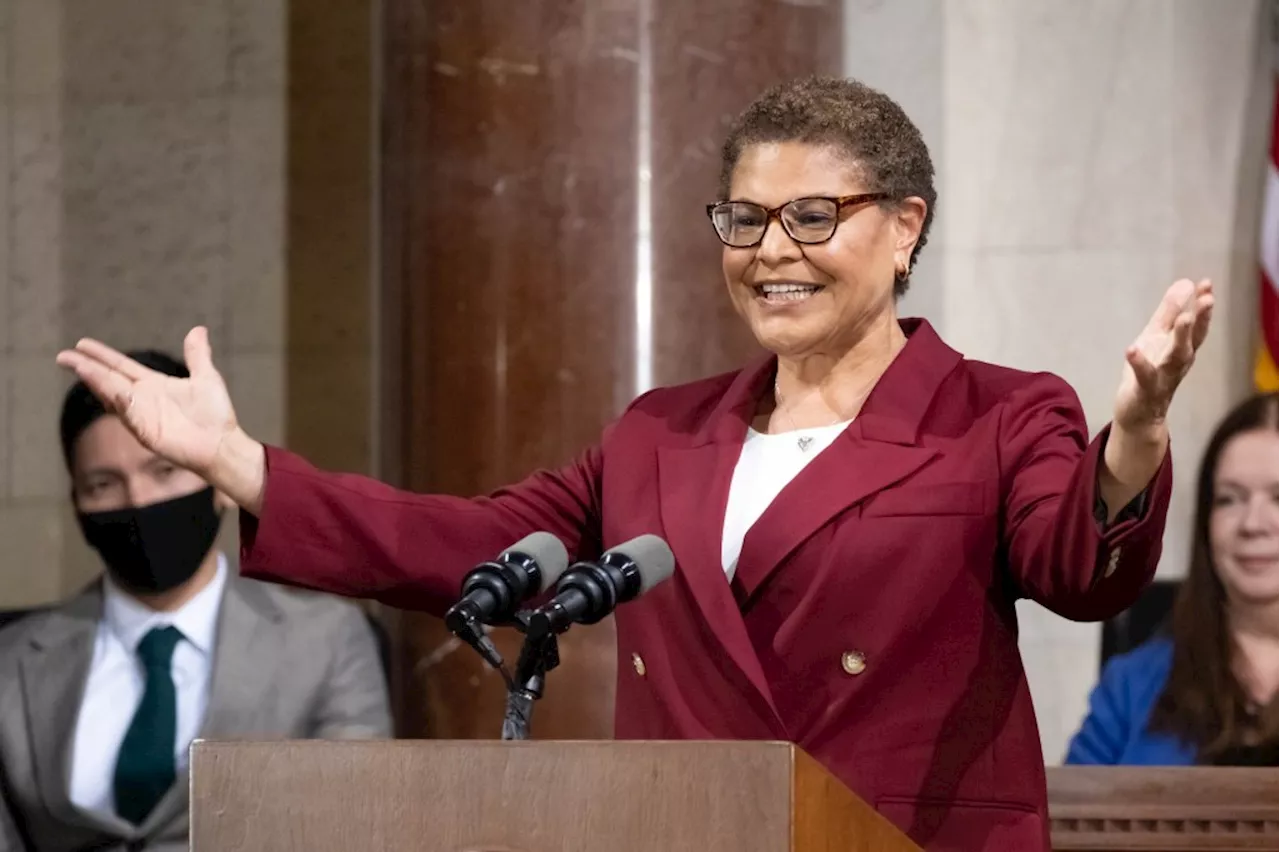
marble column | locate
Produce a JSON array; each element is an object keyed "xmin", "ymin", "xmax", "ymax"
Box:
[{"xmin": 381, "ymin": 0, "xmax": 844, "ymax": 738}]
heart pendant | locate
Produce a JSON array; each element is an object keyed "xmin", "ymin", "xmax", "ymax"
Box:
[{"xmin": 796, "ymin": 436, "xmax": 814, "ymax": 452}]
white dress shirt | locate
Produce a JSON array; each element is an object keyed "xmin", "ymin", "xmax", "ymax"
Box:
[
  {"xmin": 68, "ymin": 554, "xmax": 228, "ymax": 820},
  {"xmin": 721, "ymin": 422, "xmax": 851, "ymax": 580}
]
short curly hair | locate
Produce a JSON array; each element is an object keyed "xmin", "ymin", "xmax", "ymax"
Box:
[{"xmin": 719, "ymin": 76, "xmax": 937, "ymax": 296}]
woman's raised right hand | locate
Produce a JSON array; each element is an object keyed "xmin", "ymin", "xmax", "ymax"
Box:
[{"xmin": 56, "ymin": 326, "xmax": 266, "ymax": 511}]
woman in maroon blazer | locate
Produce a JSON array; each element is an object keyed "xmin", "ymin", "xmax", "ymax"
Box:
[{"xmin": 59, "ymin": 77, "xmax": 1213, "ymax": 850}]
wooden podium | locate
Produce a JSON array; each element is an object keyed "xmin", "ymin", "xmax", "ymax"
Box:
[
  {"xmin": 189, "ymin": 740, "xmax": 921, "ymax": 851},
  {"xmin": 1047, "ymin": 766, "xmax": 1279, "ymax": 851}
]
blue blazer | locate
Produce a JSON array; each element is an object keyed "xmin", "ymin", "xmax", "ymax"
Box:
[{"xmin": 1065, "ymin": 636, "xmax": 1197, "ymax": 765}]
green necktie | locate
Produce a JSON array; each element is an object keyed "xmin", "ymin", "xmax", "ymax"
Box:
[{"xmin": 113, "ymin": 625, "xmax": 183, "ymax": 825}]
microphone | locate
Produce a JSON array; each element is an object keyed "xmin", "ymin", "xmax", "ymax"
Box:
[
  {"xmin": 525, "ymin": 534, "xmax": 674, "ymax": 639},
  {"xmin": 444, "ymin": 532, "xmax": 569, "ymax": 669}
]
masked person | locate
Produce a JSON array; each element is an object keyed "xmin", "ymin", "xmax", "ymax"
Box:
[{"xmin": 0, "ymin": 350, "xmax": 392, "ymax": 852}]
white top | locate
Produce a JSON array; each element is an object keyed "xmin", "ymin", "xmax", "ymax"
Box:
[
  {"xmin": 68, "ymin": 554, "xmax": 228, "ymax": 820},
  {"xmin": 721, "ymin": 422, "xmax": 851, "ymax": 581}
]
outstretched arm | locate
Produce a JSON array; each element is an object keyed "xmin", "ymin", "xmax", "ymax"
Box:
[
  {"xmin": 1003, "ymin": 278, "xmax": 1212, "ymax": 620},
  {"xmin": 56, "ymin": 327, "xmax": 608, "ymax": 614}
]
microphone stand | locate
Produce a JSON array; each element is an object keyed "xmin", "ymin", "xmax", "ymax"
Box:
[{"xmin": 500, "ymin": 611, "xmax": 561, "ymax": 741}]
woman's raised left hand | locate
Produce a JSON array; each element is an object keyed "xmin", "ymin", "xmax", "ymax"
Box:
[{"xmin": 1113, "ymin": 278, "xmax": 1214, "ymax": 434}]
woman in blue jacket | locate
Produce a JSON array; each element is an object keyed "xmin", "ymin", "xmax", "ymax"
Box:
[{"xmin": 1066, "ymin": 392, "xmax": 1278, "ymax": 766}]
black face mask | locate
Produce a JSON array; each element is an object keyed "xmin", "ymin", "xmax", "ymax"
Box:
[{"xmin": 77, "ymin": 486, "xmax": 223, "ymax": 595}]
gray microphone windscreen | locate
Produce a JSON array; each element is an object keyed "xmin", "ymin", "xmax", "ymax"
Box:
[
  {"xmin": 604, "ymin": 534, "xmax": 675, "ymax": 595},
  {"xmin": 502, "ymin": 532, "xmax": 570, "ymax": 592}
]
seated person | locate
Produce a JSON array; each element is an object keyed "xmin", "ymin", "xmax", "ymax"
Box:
[
  {"xmin": 0, "ymin": 350, "xmax": 393, "ymax": 852},
  {"xmin": 1066, "ymin": 392, "xmax": 1278, "ymax": 766}
]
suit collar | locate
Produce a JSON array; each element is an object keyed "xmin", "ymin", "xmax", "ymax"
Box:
[
  {"xmin": 689, "ymin": 353, "xmax": 770, "ymax": 448},
  {"xmin": 855, "ymin": 318, "xmax": 961, "ymax": 444},
  {"xmin": 19, "ymin": 585, "xmax": 133, "ymax": 837},
  {"xmin": 657, "ymin": 440, "xmax": 785, "ymax": 730},
  {"xmin": 24, "ymin": 581, "xmax": 102, "ymax": 652},
  {"xmin": 691, "ymin": 317, "xmax": 960, "ymax": 448},
  {"xmin": 198, "ymin": 574, "xmax": 282, "ymax": 740}
]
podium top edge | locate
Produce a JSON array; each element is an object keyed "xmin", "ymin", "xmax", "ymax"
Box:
[{"xmin": 191, "ymin": 739, "xmax": 799, "ymax": 748}]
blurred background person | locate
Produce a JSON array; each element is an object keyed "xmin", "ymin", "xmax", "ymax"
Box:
[
  {"xmin": 0, "ymin": 351, "xmax": 392, "ymax": 852},
  {"xmin": 1066, "ymin": 392, "xmax": 1278, "ymax": 766}
]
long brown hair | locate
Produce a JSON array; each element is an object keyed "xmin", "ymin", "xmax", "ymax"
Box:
[{"xmin": 1149, "ymin": 392, "xmax": 1279, "ymax": 761}]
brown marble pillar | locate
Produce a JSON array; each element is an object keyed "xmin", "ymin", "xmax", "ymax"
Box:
[{"xmin": 380, "ymin": 0, "xmax": 842, "ymax": 739}]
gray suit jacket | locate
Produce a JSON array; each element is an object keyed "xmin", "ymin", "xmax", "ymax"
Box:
[{"xmin": 0, "ymin": 575, "xmax": 392, "ymax": 852}]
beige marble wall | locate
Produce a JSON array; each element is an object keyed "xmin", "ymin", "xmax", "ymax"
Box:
[
  {"xmin": 0, "ymin": 0, "xmax": 286, "ymax": 607},
  {"xmin": 944, "ymin": 0, "xmax": 1270, "ymax": 765},
  {"xmin": 846, "ymin": 0, "xmax": 1270, "ymax": 764}
]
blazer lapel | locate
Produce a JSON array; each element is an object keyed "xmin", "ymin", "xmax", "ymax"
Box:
[
  {"xmin": 656, "ymin": 356, "xmax": 786, "ymax": 728},
  {"xmin": 730, "ymin": 429, "xmax": 939, "ymax": 602},
  {"xmin": 198, "ymin": 576, "xmax": 283, "ymax": 741},
  {"xmin": 20, "ymin": 586, "xmax": 134, "ymax": 837},
  {"xmin": 732, "ymin": 318, "xmax": 964, "ymax": 603},
  {"xmin": 140, "ymin": 576, "xmax": 283, "ymax": 836}
]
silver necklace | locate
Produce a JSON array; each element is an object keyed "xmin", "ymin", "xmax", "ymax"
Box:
[{"xmin": 773, "ymin": 380, "xmax": 843, "ymax": 452}]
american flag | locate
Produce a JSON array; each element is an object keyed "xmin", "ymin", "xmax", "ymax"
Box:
[{"xmin": 1256, "ymin": 81, "xmax": 1278, "ymax": 392}]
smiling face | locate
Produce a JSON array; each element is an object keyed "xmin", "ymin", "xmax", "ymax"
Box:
[
  {"xmin": 720, "ymin": 142, "xmax": 926, "ymax": 362},
  {"xmin": 1209, "ymin": 427, "xmax": 1279, "ymax": 607}
]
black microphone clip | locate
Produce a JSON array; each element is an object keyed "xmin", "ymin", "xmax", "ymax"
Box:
[{"xmin": 443, "ymin": 532, "xmax": 569, "ymax": 674}]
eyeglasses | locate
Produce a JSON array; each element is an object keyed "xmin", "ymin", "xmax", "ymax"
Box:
[{"xmin": 705, "ymin": 193, "xmax": 892, "ymax": 248}]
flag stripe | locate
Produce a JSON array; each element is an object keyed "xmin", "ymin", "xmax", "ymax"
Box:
[
  {"xmin": 1262, "ymin": 164, "xmax": 1278, "ymax": 295},
  {"xmin": 1262, "ymin": 271, "xmax": 1278, "ymax": 362},
  {"xmin": 1259, "ymin": 79, "xmax": 1278, "ymax": 391},
  {"xmin": 1256, "ymin": 343, "xmax": 1278, "ymax": 393}
]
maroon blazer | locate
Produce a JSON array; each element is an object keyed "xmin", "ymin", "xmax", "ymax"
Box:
[{"xmin": 241, "ymin": 319, "xmax": 1172, "ymax": 850}]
